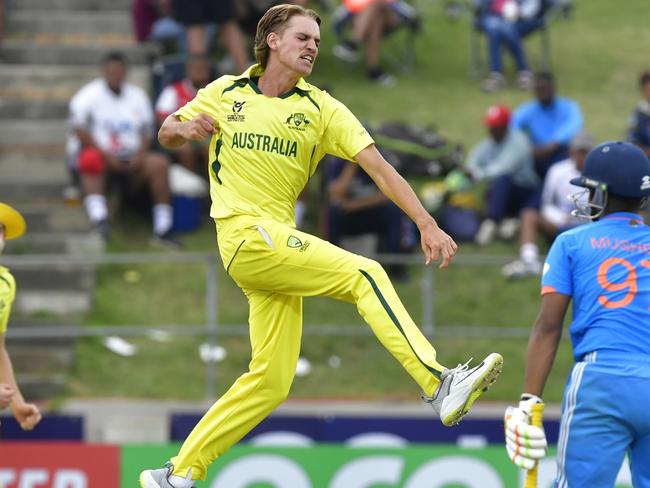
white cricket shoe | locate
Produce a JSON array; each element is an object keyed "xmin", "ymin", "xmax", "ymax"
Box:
[
  {"xmin": 424, "ymin": 353, "xmax": 503, "ymax": 426},
  {"xmin": 502, "ymin": 259, "xmax": 542, "ymax": 280},
  {"xmin": 140, "ymin": 463, "xmax": 194, "ymax": 488}
]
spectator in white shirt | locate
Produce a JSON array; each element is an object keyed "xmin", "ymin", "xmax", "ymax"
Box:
[
  {"xmin": 68, "ymin": 51, "xmax": 179, "ymax": 248},
  {"xmin": 502, "ymin": 131, "xmax": 593, "ymax": 279}
]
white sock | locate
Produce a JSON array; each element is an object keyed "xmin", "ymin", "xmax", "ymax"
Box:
[
  {"xmin": 84, "ymin": 194, "xmax": 108, "ymax": 223},
  {"xmin": 153, "ymin": 204, "xmax": 173, "ymax": 236},
  {"xmin": 520, "ymin": 243, "xmax": 539, "ymax": 264}
]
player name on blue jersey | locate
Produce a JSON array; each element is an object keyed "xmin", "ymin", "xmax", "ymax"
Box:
[{"xmin": 590, "ymin": 236, "xmax": 650, "ymax": 254}]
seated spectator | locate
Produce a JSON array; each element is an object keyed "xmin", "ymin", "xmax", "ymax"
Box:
[
  {"xmin": 132, "ymin": 0, "xmax": 187, "ymax": 53},
  {"xmin": 172, "ymin": 0, "xmax": 250, "ymax": 73},
  {"xmin": 627, "ymin": 70, "xmax": 650, "ymax": 157},
  {"xmin": 502, "ymin": 131, "xmax": 593, "ymax": 279},
  {"xmin": 155, "ymin": 55, "xmax": 212, "ymax": 177},
  {"xmin": 466, "ymin": 105, "xmax": 540, "ymax": 246},
  {"xmin": 332, "ymin": 0, "xmax": 400, "ymax": 86},
  {"xmin": 67, "ymin": 52, "xmax": 179, "ymax": 248},
  {"xmin": 326, "ymin": 157, "xmax": 414, "ymax": 279},
  {"xmin": 475, "ymin": 0, "xmax": 543, "ymax": 92},
  {"xmin": 512, "ymin": 71, "xmax": 583, "ymax": 179},
  {"xmin": 235, "ymin": 1, "xmax": 312, "ymax": 37}
]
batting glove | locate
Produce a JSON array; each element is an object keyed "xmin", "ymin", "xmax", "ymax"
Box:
[{"xmin": 504, "ymin": 394, "xmax": 548, "ymax": 470}]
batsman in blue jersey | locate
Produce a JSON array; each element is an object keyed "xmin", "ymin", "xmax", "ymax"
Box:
[{"xmin": 504, "ymin": 141, "xmax": 650, "ymax": 487}]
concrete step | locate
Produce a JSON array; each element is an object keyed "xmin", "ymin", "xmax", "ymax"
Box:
[
  {"xmin": 16, "ymin": 374, "xmax": 67, "ymax": 402},
  {"xmin": 13, "ymin": 0, "xmax": 130, "ymax": 10},
  {"xmin": 0, "ymin": 155, "xmax": 69, "ymax": 182},
  {"xmin": 0, "ymin": 181, "xmax": 69, "ymax": 202},
  {"xmin": 0, "ymin": 142, "xmax": 66, "ymax": 159},
  {"xmin": 0, "ymin": 119, "xmax": 67, "ymax": 145},
  {"xmin": 0, "ymin": 154, "xmax": 70, "ymax": 202},
  {"xmin": 8, "ymin": 232, "xmax": 104, "ymax": 255},
  {"xmin": 9, "ymin": 345, "xmax": 74, "ymax": 373},
  {"xmin": 11, "ymin": 266, "xmax": 95, "ymax": 292},
  {"xmin": 0, "ymin": 40, "xmax": 158, "ymax": 65},
  {"xmin": 16, "ymin": 290, "xmax": 92, "ymax": 315},
  {"xmin": 7, "ymin": 10, "xmax": 132, "ymax": 35},
  {"xmin": 4, "ymin": 204, "xmax": 90, "ymax": 234},
  {"xmin": 0, "ymin": 100, "xmax": 68, "ymax": 119},
  {"xmin": 0, "ymin": 64, "xmax": 150, "ymax": 95},
  {"xmin": 6, "ymin": 32, "xmax": 136, "ymax": 46},
  {"xmin": 6, "ymin": 317, "xmax": 78, "ymax": 347}
]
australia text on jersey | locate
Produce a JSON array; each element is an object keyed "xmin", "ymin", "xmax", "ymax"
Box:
[{"xmin": 230, "ymin": 132, "xmax": 298, "ymax": 158}]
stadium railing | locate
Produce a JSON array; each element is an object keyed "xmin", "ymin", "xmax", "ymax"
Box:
[{"xmin": 2, "ymin": 252, "xmax": 528, "ymax": 398}]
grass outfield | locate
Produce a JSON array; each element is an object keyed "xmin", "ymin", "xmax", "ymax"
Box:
[{"xmin": 70, "ymin": 0, "xmax": 648, "ymax": 404}]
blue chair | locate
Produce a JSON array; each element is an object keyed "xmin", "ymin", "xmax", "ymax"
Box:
[{"xmin": 465, "ymin": 0, "xmax": 573, "ymax": 79}]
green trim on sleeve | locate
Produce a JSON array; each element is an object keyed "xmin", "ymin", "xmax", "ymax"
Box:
[{"xmin": 221, "ymin": 79, "xmax": 248, "ymax": 95}]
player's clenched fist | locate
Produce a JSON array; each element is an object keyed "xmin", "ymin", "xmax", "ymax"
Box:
[
  {"xmin": 181, "ymin": 113, "xmax": 217, "ymax": 141},
  {"xmin": 13, "ymin": 402, "xmax": 42, "ymax": 431}
]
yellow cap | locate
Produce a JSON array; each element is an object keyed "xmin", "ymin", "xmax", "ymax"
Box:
[{"xmin": 0, "ymin": 203, "xmax": 27, "ymax": 240}]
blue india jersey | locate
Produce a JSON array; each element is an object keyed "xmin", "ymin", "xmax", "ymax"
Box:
[{"xmin": 542, "ymin": 212, "xmax": 650, "ymax": 364}]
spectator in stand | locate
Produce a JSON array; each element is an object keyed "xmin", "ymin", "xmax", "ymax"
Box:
[
  {"xmin": 172, "ymin": 0, "xmax": 250, "ymax": 73},
  {"xmin": 511, "ymin": 71, "xmax": 583, "ymax": 179},
  {"xmin": 502, "ymin": 131, "xmax": 593, "ymax": 279},
  {"xmin": 476, "ymin": 0, "xmax": 544, "ymax": 92},
  {"xmin": 466, "ymin": 105, "xmax": 540, "ymax": 246},
  {"xmin": 235, "ymin": 1, "xmax": 312, "ymax": 37},
  {"xmin": 0, "ymin": 203, "xmax": 42, "ymax": 431},
  {"xmin": 627, "ymin": 70, "xmax": 650, "ymax": 157},
  {"xmin": 155, "ymin": 55, "xmax": 212, "ymax": 177},
  {"xmin": 326, "ymin": 157, "xmax": 414, "ymax": 279},
  {"xmin": 68, "ymin": 52, "xmax": 179, "ymax": 248},
  {"xmin": 332, "ymin": 0, "xmax": 400, "ymax": 87},
  {"xmin": 132, "ymin": 0, "xmax": 187, "ymax": 53}
]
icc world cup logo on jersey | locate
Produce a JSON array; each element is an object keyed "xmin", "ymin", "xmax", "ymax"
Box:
[
  {"xmin": 228, "ymin": 101, "xmax": 246, "ymax": 122},
  {"xmin": 285, "ymin": 113, "xmax": 310, "ymax": 131}
]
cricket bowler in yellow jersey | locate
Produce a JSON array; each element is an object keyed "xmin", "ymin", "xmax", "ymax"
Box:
[
  {"xmin": 140, "ymin": 5, "xmax": 503, "ymax": 487},
  {"xmin": 0, "ymin": 202, "xmax": 42, "ymax": 431}
]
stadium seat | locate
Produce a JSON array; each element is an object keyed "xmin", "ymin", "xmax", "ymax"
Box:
[{"xmin": 458, "ymin": 0, "xmax": 573, "ymax": 79}]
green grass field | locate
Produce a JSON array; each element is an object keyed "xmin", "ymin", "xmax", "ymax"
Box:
[{"xmin": 69, "ymin": 0, "xmax": 650, "ymax": 404}]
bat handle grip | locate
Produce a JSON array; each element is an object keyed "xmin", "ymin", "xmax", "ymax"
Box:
[{"xmin": 524, "ymin": 402, "xmax": 544, "ymax": 488}]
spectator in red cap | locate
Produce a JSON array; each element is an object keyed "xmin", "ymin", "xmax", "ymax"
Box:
[{"xmin": 465, "ymin": 104, "xmax": 540, "ymax": 245}]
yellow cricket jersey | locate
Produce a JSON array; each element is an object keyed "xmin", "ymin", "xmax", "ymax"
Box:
[
  {"xmin": 174, "ymin": 64, "xmax": 375, "ymax": 226},
  {"xmin": 0, "ymin": 266, "xmax": 16, "ymax": 334}
]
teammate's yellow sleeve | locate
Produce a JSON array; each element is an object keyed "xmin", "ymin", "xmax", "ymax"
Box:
[
  {"xmin": 0, "ymin": 267, "xmax": 16, "ymax": 334},
  {"xmin": 319, "ymin": 92, "xmax": 374, "ymax": 161}
]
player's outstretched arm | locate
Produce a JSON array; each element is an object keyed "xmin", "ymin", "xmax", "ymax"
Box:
[
  {"xmin": 158, "ymin": 113, "xmax": 217, "ymax": 149},
  {"xmin": 355, "ymin": 145, "xmax": 457, "ymax": 268},
  {"xmin": 0, "ymin": 333, "xmax": 42, "ymax": 430}
]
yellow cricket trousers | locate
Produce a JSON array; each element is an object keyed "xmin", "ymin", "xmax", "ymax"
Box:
[{"xmin": 171, "ymin": 215, "xmax": 445, "ymax": 479}]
